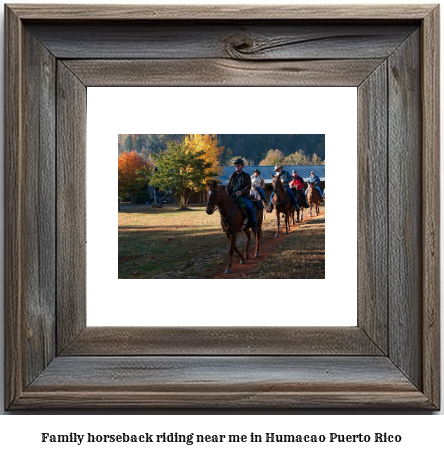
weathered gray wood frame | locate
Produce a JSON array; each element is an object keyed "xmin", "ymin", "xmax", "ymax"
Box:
[{"xmin": 5, "ymin": 5, "xmax": 440, "ymax": 409}]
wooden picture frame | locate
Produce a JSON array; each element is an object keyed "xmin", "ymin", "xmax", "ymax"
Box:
[{"xmin": 5, "ymin": 4, "xmax": 440, "ymax": 410}]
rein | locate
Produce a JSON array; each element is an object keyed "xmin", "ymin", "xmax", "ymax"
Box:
[
  {"xmin": 273, "ymin": 182, "xmax": 290, "ymax": 206},
  {"xmin": 207, "ymin": 188, "xmax": 238, "ymax": 225}
]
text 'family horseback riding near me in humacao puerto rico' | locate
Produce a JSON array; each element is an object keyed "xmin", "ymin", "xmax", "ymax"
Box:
[{"xmin": 118, "ymin": 134, "xmax": 325, "ymax": 279}]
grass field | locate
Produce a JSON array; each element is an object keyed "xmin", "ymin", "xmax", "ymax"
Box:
[{"xmin": 118, "ymin": 204, "xmax": 325, "ymax": 279}]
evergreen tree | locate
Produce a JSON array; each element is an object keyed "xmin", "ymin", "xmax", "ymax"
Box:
[{"xmin": 124, "ymin": 134, "xmax": 134, "ymax": 152}]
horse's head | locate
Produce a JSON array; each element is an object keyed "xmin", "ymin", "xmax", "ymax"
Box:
[
  {"xmin": 206, "ymin": 181, "xmax": 219, "ymax": 215},
  {"xmin": 271, "ymin": 173, "xmax": 283, "ymax": 194}
]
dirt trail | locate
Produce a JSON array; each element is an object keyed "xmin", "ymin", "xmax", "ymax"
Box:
[{"xmin": 209, "ymin": 206, "xmax": 325, "ymax": 279}]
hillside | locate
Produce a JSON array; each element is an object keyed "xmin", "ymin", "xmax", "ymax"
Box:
[{"xmin": 118, "ymin": 134, "xmax": 325, "ymax": 166}]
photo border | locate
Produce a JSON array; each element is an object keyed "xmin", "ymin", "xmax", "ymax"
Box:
[{"xmin": 5, "ymin": 5, "xmax": 440, "ymax": 409}]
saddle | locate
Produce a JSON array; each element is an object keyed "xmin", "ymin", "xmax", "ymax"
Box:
[{"xmin": 233, "ymin": 196, "xmax": 248, "ymax": 219}]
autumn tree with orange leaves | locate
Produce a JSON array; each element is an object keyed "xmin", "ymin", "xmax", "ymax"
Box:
[{"xmin": 118, "ymin": 151, "xmax": 151, "ymax": 198}]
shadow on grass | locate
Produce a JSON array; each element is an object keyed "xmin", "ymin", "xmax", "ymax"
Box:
[
  {"xmin": 252, "ymin": 215, "xmax": 325, "ymax": 279},
  {"xmin": 118, "ymin": 226, "xmax": 252, "ymax": 279}
]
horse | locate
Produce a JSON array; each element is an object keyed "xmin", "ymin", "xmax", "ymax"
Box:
[
  {"xmin": 307, "ymin": 181, "xmax": 321, "ymax": 217},
  {"xmin": 206, "ymin": 182, "xmax": 263, "ymax": 274},
  {"xmin": 291, "ymin": 188, "xmax": 306, "ymax": 223},
  {"xmin": 271, "ymin": 174, "xmax": 295, "ymax": 237}
]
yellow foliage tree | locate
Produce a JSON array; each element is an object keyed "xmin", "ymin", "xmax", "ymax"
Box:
[{"xmin": 183, "ymin": 134, "xmax": 225, "ymax": 180}]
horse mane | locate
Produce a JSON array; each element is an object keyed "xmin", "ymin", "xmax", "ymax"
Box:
[
  {"xmin": 210, "ymin": 183, "xmax": 234, "ymax": 207},
  {"xmin": 272, "ymin": 175, "xmax": 286, "ymax": 198}
]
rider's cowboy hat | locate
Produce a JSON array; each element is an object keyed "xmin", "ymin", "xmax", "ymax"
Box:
[
  {"xmin": 274, "ymin": 164, "xmax": 283, "ymax": 170},
  {"xmin": 233, "ymin": 158, "xmax": 245, "ymax": 165},
  {"xmin": 253, "ymin": 169, "xmax": 260, "ymax": 174}
]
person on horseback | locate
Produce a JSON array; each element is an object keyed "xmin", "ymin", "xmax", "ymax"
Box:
[
  {"xmin": 266, "ymin": 164, "xmax": 300, "ymax": 213},
  {"xmin": 290, "ymin": 169, "xmax": 310, "ymax": 208},
  {"xmin": 250, "ymin": 169, "xmax": 268, "ymax": 202},
  {"xmin": 225, "ymin": 158, "xmax": 260, "ymax": 233},
  {"xmin": 305, "ymin": 171, "xmax": 324, "ymax": 201}
]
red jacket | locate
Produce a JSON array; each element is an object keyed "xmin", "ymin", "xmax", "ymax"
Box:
[{"xmin": 291, "ymin": 175, "xmax": 304, "ymax": 191}]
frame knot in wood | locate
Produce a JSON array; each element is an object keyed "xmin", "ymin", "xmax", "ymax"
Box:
[{"xmin": 224, "ymin": 33, "xmax": 255, "ymax": 59}]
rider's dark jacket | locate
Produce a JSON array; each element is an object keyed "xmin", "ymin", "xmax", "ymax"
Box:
[{"xmin": 225, "ymin": 170, "xmax": 252, "ymax": 198}]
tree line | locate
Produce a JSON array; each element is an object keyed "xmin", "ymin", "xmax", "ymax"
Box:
[
  {"xmin": 118, "ymin": 134, "xmax": 325, "ymax": 165},
  {"xmin": 118, "ymin": 134, "xmax": 325, "ymax": 209}
]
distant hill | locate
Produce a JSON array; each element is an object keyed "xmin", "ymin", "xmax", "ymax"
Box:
[{"xmin": 118, "ymin": 134, "xmax": 325, "ymax": 166}]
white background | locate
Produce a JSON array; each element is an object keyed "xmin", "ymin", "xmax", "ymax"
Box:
[
  {"xmin": 87, "ymin": 87, "xmax": 357, "ymax": 326},
  {"xmin": 0, "ymin": 0, "xmax": 442, "ymax": 449}
]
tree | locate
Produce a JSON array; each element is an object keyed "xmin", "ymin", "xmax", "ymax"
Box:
[
  {"xmin": 124, "ymin": 134, "xmax": 134, "ymax": 152},
  {"xmin": 224, "ymin": 147, "xmax": 234, "ymax": 164},
  {"xmin": 147, "ymin": 141, "xmax": 213, "ymax": 209},
  {"xmin": 118, "ymin": 151, "xmax": 149, "ymax": 198},
  {"xmin": 311, "ymin": 153, "xmax": 324, "ymax": 165},
  {"xmin": 258, "ymin": 149, "xmax": 285, "ymax": 166},
  {"xmin": 183, "ymin": 134, "xmax": 224, "ymax": 179},
  {"xmin": 284, "ymin": 149, "xmax": 311, "ymax": 166},
  {"xmin": 134, "ymin": 135, "xmax": 143, "ymax": 153}
]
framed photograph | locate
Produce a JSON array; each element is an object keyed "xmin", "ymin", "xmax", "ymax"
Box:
[
  {"xmin": 96, "ymin": 90, "xmax": 354, "ymax": 327},
  {"xmin": 5, "ymin": 4, "xmax": 440, "ymax": 409}
]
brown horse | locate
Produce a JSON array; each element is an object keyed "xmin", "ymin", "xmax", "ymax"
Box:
[
  {"xmin": 206, "ymin": 182, "xmax": 263, "ymax": 274},
  {"xmin": 291, "ymin": 188, "xmax": 306, "ymax": 223},
  {"xmin": 307, "ymin": 182, "xmax": 321, "ymax": 217},
  {"xmin": 271, "ymin": 174, "xmax": 295, "ymax": 237}
]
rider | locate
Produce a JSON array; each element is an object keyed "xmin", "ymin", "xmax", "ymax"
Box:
[
  {"xmin": 225, "ymin": 158, "xmax": 260, "ymax": 233},
  {"xmin": 305, "ymin": 171, "xmax": 324, "ymax": 201},
  {"xmin": 290, "ymin": 169, "xmax": 310, "ymax": 208},
  {"xmin": 250, "ymin": 169, "xmax": 268, "ymax": 202},
  {"xmin": 266, "ymin": 164, "xmax": 300, "ymax": 213}
]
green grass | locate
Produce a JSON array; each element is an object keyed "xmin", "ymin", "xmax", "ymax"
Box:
[
  {"xmin": 118, "ymin": 204, "xmax": 325, "ymax": 279},
  {"xmin": 119, "ymin": 206, "xmax": 237, "ymax": 278},
  {"xmin": 249, "ymin": 215, "xmax": 325, "ymax": 279}
]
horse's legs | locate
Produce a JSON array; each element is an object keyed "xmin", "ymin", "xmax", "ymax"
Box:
[
  {"xmin": 225, "ymin": 233, "xmax": 238, "ymax": 274},
  {"xmin": 227, "ymin": 230, "xmax": 244, "ymax": 259},
  {"xmin": 284, "ymin": 211, "xmax": 289, "ymax": 235},
  {"xmin": 275, "ymin": 210, "xmax": 280, "ymax": 237},
  {"xmin": 233, "ymin": 243, "xmax": 243, "ymax": 259},
  {"xmin": 243, "ymin": 228, "xmax": 251, "ymax": 261},
  {"xmin": 254, "ymin": 226, "xmax": 261, "ymax": 257}
]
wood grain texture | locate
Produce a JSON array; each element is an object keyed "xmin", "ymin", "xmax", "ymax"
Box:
[
  {"xmin": 7, "ymin": 4, "xmax": 435, "ymax": 20},
  {"xmin": 4, "ymin": 5, "xmax": 440, "ymax": 410},
  {"xmin": 56, "ymin": 62, "xmax": 87, "ymax": 353},
  {"xmin": 421, "ymin": 6, "xmax": 440, "ymax": 409},
  {"xmin": 5, "ymin": 4, "xmax": 24, "ymax": 410},
  {"xmin": 61, "ymin": 327, "xmax": 383, "ymax": 356},
  {"xmin": 5, "ymin": 8, "xmax": 58, "ymax": 409},
  {"xmin": 21, "ymin": 28, "xmax": 57, "ymax": 388},
  {"xmin": 27, "ymin": 23, "xmax": 416, "ymax": 60},
  {"xmin": 388, "ymin": 31, "xmax": 422, "ymax": 389},
  {"xmin": 63, "ymin": 59, "xmax": 384, "ymax": 87},
  {"xmin": 357, "ymin": 62, "xmax": 388, "ymax": 354},
  {"xmin": 13, "ymin": 356, "xmax": 432, "ymax": 409}
]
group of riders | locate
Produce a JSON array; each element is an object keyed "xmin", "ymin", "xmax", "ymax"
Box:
[{"xmin": 225, "ymin": 158, "xmax": 324, "ymax": 234}]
